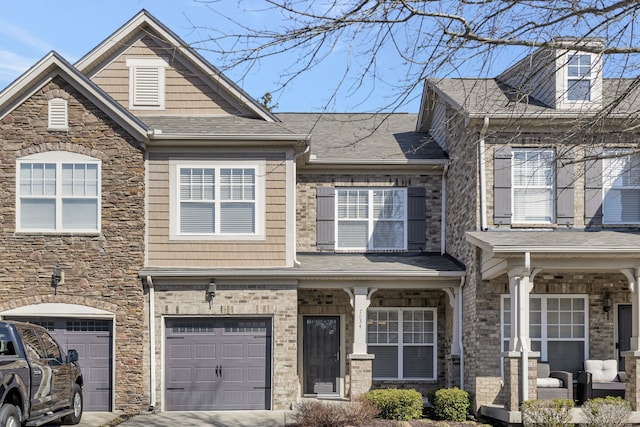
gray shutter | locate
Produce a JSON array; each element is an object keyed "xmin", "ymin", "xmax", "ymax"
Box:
[
  {"xmin": 407, "ymin": 187, "xmax": 426, "ymax": 251},
  {"xmin": 584, "ymin": 151, "xmax": 603, "ymax": 226},
  {"xmin": 316, "ymin": 187, "xmax": 335, "ymax": 250},
  {"xmin": 556, "ymin": 157, "xmax": 575, "ymax": 226},
  {"xmin": 494, "ymin": 146, "xmax": 512, "ymax": 225}
]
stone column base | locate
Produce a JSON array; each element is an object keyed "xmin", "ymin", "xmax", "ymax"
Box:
[
  {"xmin": 348, "ymin": 354, "xmax": 374, "ymax": 399},
  {"xmin": 502, "ymin": 352, "xmax": 539, "ymax": 411},
  {"xmin": 623, "ymin": 351, "xmax": 640, "ymax": 410}
]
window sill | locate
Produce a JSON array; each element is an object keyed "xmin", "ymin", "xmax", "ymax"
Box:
[
  {"xmin": 510, "ymin": 223, "xmax": 556, "ymax": 229},
  {"xmin": 14, "ymin": 231, "xmax": 101, "ymax": 237}
]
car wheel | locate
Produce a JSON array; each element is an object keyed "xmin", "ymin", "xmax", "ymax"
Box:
[
  {"xmin": 62, "ymin": 384, "xmax": 83, "ymax": 425},
  {"xmin": 0, "ymin": 404, "xmax": 20, "ymax": 427}
]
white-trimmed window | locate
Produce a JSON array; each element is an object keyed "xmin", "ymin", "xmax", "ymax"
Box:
[
  {"xmin": 512, "ymin": 149, "xmax": 555, "ymax": 223},
  {"xmin": 336, "ymin": 188, "xmax": 406, "ymax": 251},
  {"xmin": 367, "ymin": 308, "xmax": 436, "ymax": 380},
  {"xmin": 603, "ymin": 149, "xmax": 640, "ymax": 224},
  {"xmin": 17, "ymin": 152, "xmax": 100, "ymax": 232},
  {"xmin": 171, "ymin": 161, "xmax": 265, "ymax": 239},
  {"xmin": 48, "ymin": 98, "xmax": 68, "ymax": 130},
  {"xmin": 567, "ymin": 54, "xmax": 592, "ymax": 102},
  {"xmin": 126, "ymin": 58, "xmax": 168, "ymax": 109},
  {"xmin": 502, "ymin": 295, "xmax": 588, "ymax": 373}
]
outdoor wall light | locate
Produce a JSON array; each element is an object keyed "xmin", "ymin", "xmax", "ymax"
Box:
[
  {"xmin": 206, "ymin": 281, "xmax": 216, "ymax": 300},
  {"xmin": 603, "ymin": 294, "xmax": 613, "ymax": 313},
  {"xmin": 51, "ymin": 264, "xmax": 63, "ymax": 294}
]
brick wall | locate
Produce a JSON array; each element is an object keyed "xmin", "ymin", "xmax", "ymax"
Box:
[{"xmin": 0, "ymin": 77, "xmax": 146, "ymax": 413}]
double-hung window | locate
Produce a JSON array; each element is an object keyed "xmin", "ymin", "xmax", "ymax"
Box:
[
  {"xmin": 502, "ymin": 295, "xmax": 587, "ymax": 374},
  {"xmin": 567, "ymin": 54, "xmax": 592, "ymax": 102},
  {"xmin": 17, "ymin": 152, "xmax": 100, "ymax": 232},
  {"xmin": 512, "ymin": 149, "xmax": 554, "ymax": 223},
  {"xmin": 367, "ymin": 308, "xmax": 436, "ymax": 380},
  {"xmin": 336, "ymin": 188, "xmax": 406, "ymax": 251},
  {"xmin": 173, "ymin": 162, "xmax": 264, "ymax": 238},
  {"xmin": 603, "ymin": 149, "xmax": 640, "ymax": 224}
]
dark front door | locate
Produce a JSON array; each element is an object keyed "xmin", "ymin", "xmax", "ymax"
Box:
[
  {"xmin": 303, "ymin": 316, "xmax": 340, "ymax": 395},
  {"xmin": 618, "ymin": 304, "xmax": 632, "ymax": 370}
]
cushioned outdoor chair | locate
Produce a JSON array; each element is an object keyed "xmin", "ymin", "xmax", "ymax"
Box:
[
  {"xmin": 536, "ymin": 362, "xmax": 573, "ymax": 400},
  {"xmin": 577, "ymin": 359, "xmax": 625, "ymax": 404}
]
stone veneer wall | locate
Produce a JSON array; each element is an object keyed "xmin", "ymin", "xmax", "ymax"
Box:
[
  {"xmin": 296, "ymin": 174, "xmax": 442, "ymax": 252},
  {"xmin": 0, "ymin": 77, "xmax": 146, "ymax": 413},
  {"xmin": 154, "ymin": 283, "xmax": 299, "ymax": 410},
  {"xmin": 473, "ymin": 272, "xmax": 630, "ymax": 409}
]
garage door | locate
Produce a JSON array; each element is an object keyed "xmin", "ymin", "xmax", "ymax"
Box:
[
  {"xmin": 6, "ymin": 317, "xmax": 112, "ymax": 411},
  {"xmin": 165, "ymin": 318, "xmax": 271, "ymax": 411}
]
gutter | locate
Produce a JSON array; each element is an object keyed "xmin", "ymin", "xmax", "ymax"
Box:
[{"xmin": 146, "ymin": 276, "xmax": 156, "ymax": 411}]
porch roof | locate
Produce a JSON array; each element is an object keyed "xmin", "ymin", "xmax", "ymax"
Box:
[
  {"xmin": 140, "ymin": 252, "xmax": 465, "ymax": 287},
  {"xmin": 466, "ymin": 230, "xmax": 640, "ymax": 280}
]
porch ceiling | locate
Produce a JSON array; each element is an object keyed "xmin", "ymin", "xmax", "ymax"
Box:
[{"xmin": 466, "ymin": 230, "xmax": 640, "ymax": 280}]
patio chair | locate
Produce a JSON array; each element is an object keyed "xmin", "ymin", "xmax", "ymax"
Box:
[
  {"xmin": 577, "ymin": 359, "xmax": 625, "ymax": 404},
  {"xmin": 536, "ymin": 362, "xmax": 573, "ymax": 400}
]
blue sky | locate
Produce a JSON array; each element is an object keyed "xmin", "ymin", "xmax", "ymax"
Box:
[{"xmin": 0, "ymin": 0, "xmax": 424, "ymax": 112}]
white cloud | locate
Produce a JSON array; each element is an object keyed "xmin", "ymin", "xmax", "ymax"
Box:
[
  {"xmin": 0, "ymin": 49, "xmax": 35, "ymax": 87},
  {"xmin": 0, "ymin": 17, "xmax": 54, "ymax": 53}
]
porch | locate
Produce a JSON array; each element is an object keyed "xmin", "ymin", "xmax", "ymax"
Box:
[{"xmin": 467, "ymin": 230, "xmax": 640, "ymax": 424}]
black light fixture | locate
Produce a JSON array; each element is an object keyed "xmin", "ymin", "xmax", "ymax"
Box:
[
  {"xmin": 51, "ymin": 264, "xmax": 63, "ymax": 294},
  {"xmin": 603, "ymin": 294, "xmax": 613, "ymax": 313}
]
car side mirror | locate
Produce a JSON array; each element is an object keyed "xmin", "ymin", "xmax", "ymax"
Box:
[{"xmin": 67, "ymin": 349, "xmax": 79, "ymax": 363}]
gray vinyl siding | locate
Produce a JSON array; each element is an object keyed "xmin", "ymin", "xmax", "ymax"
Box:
[{"xmin": 496, "ymin": 48, "xmax": 558, "ymax": 108}]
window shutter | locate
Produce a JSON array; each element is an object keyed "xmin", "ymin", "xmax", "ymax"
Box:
[
  {"xmin": 134, "ymin": 67, "xmax": 160, "ymax": 106},
  {"xmin": 584, "ymin": 151, "xmax": 603, "ymax": 226},
  {"xmin": 316, "ymin": 187, "xmax": 335, "ymax": 250},
  {"xmin": 407, "ymin": 187, "xmax": 426, "ymax": 250},
  {"xmin": 556, "ymin": 157, "xmax": 575, "ymax": 225},
  {"xmin": 494, "ymin": 146, "xmax": 512, "ymax": 225},
  {"xmin": 48, "ymin": 99, "xmax": 67, "ymax": 129}
]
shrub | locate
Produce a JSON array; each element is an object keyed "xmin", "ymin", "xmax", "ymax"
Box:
[
  {"xmin": 581, "ymin": 396, "xmax": 631, "ymax": 427},
  {"xmin": 520, "ymin": 398, "xmax": 574, "ymax": 427},
  {"xmin": 292, "ymin": 398, "xmax": 379, "ymax": 427},
  {"xmin": 427, "ymin": 387, "xmax": 471, "ymax": 421},
  {"xmin": 363, "ymin": 388, "xmax": 423, "ymax": 420}
]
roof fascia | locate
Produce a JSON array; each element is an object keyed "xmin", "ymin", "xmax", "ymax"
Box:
[
  {"xmin": 74, "ymin": 9, "xmax": 278, "ymax": 123},
  {"xmin": 0, "ymin": 52, "xmax": 148, "ymax": 141}
]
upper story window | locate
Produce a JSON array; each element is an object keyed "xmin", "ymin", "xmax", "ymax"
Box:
[
  {"xmin": 368, "ymin": 308, "xmax": 436, "ymax": 380},
  {"xmin": 603, "ymin": 149, "xmax": 640, "ymax": 224},
  {"xmin": 17, "ymin": 152, "xmax": 101, "ymax": 233},
  {"xmin": 48, "ymin": 98, "xmax": 68, "ymax": 130},
  {"xmin": 512, "ymin": 149, "xmax": 555, "ymax": 224},
  {"xmin": 126, "ymin": 58, "xmax": 168, "ymax": 109},
  {"xmin": 336, "ymin": 188, "xmax": 407, "ymax": 251},
  {"xmin": 567, "ymin": 54, "xmax": 592, "ymax": 101},
  {"xmin": 171, "ymin": 161, "xmax": 265, "ymax": 239}
]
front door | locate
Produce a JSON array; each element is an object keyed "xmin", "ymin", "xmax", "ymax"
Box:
[
  {"xmin": 303, "ymin": 316, "xmax": 340, "ymax": 395},
  {"xmin": 618, "ymin": 304, "xmax": 632, "ymax": 370}
]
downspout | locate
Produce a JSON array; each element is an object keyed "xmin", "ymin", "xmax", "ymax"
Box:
[
  {"xmin": 479, "ymin": 116, "xmax": 489, "ymax": 230},
  {"xmin": 293, "ymin": 144, "xmax": 311, "ymax": 265},
  {"xmin": 441, "ymin": 163, "xmax": 449, "ymax": 255},
  {"xmin": 146, "ymin": 276, "xmax": 156, "ymax": 411},
  {"xmin": 458, "ymin": 276, "xmax": 466, "ymax": 390}
]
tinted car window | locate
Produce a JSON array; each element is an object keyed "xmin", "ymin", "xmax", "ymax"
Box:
[
  {"xmin": 38, "ymin": 330, "xmax": 62, "ymax": 362},
  {"xmin": 20, "ymin": 327, "xmax": 46, "ymax": 361}
]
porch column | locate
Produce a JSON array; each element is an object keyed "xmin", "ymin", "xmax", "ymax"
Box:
[
  {"xmin": 504, "ymin": 254, "xmax": 537, "ymax": 409},
  {"xmin": 621, "ymin": 267, "xmax": 640, "ymax": 409},
  {"xmin": 344, "ymin": 287, "xmax": 376, "ymax": 399},
  {"xmin": 445, "ymin": 285, "xmax": 464, "ymax": 389}
]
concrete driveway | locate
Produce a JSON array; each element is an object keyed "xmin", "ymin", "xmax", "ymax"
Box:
[{"xmin": 46, "ymin": 410, "xmax": 292, "ymax": 427}]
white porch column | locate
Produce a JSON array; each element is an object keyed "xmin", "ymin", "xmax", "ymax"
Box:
[
  {"xmin": 344, "ymin": 287, "xmax": 377, "ymax": 355},
  {"xmin": 444, "ymin": 287, "xmax": 461, "ymax": 356}
]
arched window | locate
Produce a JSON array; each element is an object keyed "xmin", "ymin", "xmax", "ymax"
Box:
[{"xmin": 17, "ymin": 151, "xmax": 101, "ymax": 232}]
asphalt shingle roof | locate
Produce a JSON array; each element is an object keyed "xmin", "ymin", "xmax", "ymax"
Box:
[{"xmin": 141, "ymin": 115, "xmax": 297, "ymax": 135}]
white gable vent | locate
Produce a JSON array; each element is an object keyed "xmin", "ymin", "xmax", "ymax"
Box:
[
  {"xmin": 48, "ymin": 98, "xmax": 68, "ymax": 130},
  {"xmin": 126, "ymin": 58, "xmax": 168, "ymax": 110}
]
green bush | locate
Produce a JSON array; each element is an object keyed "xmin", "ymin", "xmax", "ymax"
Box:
[
  {"xmin": 427, "ymin": 387, "xmax": 471, "ymax": 421},
  {"xmin": 520, "ymin": 398, "xmax": 574, "ymax": 427},
  {"xmin": 363, "ymin": 388, "xmax": 423, "ymax": 420},
  {"xmin": 581, "ymin": 396, "xmax": 631, "ymax": 427}
]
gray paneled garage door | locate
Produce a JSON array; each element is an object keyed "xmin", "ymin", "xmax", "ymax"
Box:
[
  {"xmin": 165, "ymin": 317, "xmax": 271, "ymax": 411},
  {"xmin": 6, "ymin": 317, "xmax": 112, "ymax": 411}
]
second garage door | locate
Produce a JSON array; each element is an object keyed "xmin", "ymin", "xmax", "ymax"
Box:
[{"xmin": 165, "ymin": 317, "xmax": 272, "ymax": 411}]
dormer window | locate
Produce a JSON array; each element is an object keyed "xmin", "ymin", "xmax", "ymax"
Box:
[
  {"xmin": 126, "ymin": 58, "xmax": 168, "ymax": 110},
  {"xmin": 48, "ymin": 98, "xmax": 68, "ymax": 130},
  {"xmin": 567, "ymin": 54, "xmax": 591, "ymax": 101}
]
